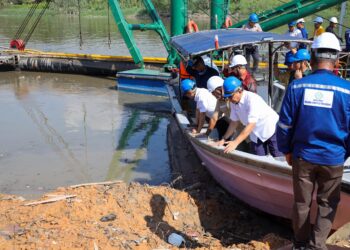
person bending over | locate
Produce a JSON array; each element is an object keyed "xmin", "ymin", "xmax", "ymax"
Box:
[
  {"xmin": 213, "ymin": 76, "xmax": 282, "ymax": 157},
  {"xmin": 181, "ymin": 79, "xmax": 216, "ymax": 135}
]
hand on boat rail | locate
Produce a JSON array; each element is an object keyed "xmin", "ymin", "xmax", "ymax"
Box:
[
  {"xmin": 185, "ymin": 126, "xmax": 196, "ymax": 134},
  {"xmin": 188, "ymin": 129, "xmax": 208, "ymax": 139},
  {"xmin": 209, "ymin": 139, "xmax": 226, "ymax": 147},
  {"xmin": 191, "ymin": 128, "xmax": 198, "ymax": 134},
  {"xmin": 223, "ymin": 140, "xmax": 240, "ymax": 154}
]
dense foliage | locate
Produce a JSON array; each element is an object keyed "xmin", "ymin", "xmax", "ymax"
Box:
[
  {"xmin": 0, "ymin": 0, "xmax": 292, "ymax": 15},
  {"xmin": 0, "ymin": 0, "xmax": 348, "ymax": 19}
]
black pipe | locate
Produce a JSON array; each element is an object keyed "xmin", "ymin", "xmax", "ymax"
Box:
[{"xmin": 16, "ymin": 57, "xmax": 163, "ymax": 76}]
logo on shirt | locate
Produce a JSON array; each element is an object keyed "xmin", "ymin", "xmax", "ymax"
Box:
[
  {"xmin": 314, "ymin": 91, "xmax": 323, "ymax": 101},
  {"xmin": 304, "ymin": 89, "xmax": 334, "ymax": 108}
]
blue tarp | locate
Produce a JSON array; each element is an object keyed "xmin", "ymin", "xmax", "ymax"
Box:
[{"xmin": 170, "ymin": 29, "xmax": 311, "ymax": 58}]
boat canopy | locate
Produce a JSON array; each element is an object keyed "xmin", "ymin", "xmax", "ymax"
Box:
[{"xmin": 170, "ymin": 29, "xmax": 312, "ymax": 58}]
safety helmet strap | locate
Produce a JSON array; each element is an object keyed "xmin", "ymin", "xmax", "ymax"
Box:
[{"xmin": 315, "ymin": 50, "xmax": 339, "ymax": 60}]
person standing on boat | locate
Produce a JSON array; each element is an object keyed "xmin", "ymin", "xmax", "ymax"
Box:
[
  {"xmin": 213, "ymin": 76, "xmax": 283, "ymax": 157},
  {"xmin": 285, "ymin": 21, "xmax": 303, "ymax": 50},
  {"xmin": 185, "ymin": 55, "xmax": 219, "ymax": 89},
  {"xmin": 296, "ymin": 18, "xmax": 308, "ymax": 49},
  {"xmin": 242, "ymin": 13, "xmax": 263, "ymax": 75},
  {"xmin": 326, "ymin": 17, "xmax": 343, "ymax": 43},
  {"xmin": 205, "ymin": 76, "xmax": 230, "ymax": 139},
  {"xmin": 273, "ymin": 50, "xmax": 296, "ymax": 86},
  {"xmin": 222, "ymin": 55, "xmax": 257, "ymax": 93},
  {"xmin": 277, "ymin": 32, "xmax": 349, "ymax": 250},
  {"xmin": 181, "ymin": 79, "xmax": 217, "ymax": 135},
  {"xmin": 313, "ymin": 17, "xmax": 325, "ymax": 40}
]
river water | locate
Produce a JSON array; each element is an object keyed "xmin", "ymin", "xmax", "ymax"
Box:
[
  {"xmin": 0, "ymin": 71, "xmax": 171, "ymax": 198},
  {"xmin": 0, "ymin": 13, "xmax": 177, "ymax": 56},
  {"xmin": 0, "ymin": 12, "xmax": 259, "ymax": 198},
  {"xmin": 0, "ymin": 12, "xmax": 181, "ymax": 198},
  {"xmin": 0, "ymin": 71, "xmax": 172, "ymax": 198}
]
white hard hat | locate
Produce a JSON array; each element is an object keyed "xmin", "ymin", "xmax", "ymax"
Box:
[
  {"xmin": 296, "ymin": 18, "xmax": 305, "ymax": 23},
  {"xmin": 229, "ymin": 54, "xmax": 247, "ymax": 67},
  {"xmin": 207, "ymin": 76, "xmax": 224, "ymax": 93},
  {"xmin": 313, "ymin": 16, "xmax": 323, "ymax": 23},
  {"xmin": 312, "ymin": 32, "xmax": 341, "ymax": 51},
  {"xmin": 330, "ymin": 17, "xmax": 338, "ymax": 24}
]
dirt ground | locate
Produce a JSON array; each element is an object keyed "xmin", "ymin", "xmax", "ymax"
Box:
[
  {"xmin": 0, "ymin": 118, "xmax": 348, "ymax": 249},
  {"xmin": 0, "ymin": 181, "xmax": 285, "ymax": 250}
]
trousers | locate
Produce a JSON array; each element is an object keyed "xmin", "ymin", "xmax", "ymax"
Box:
[
  {"xmin": 250, "ymin": 132, "xmax": 283, "ymax": 157},
  {"xmin": 245, "ymin": 46, "xmax": 259, "ymax": 74},
  {"xmin": 292, "ymin": 158, "xmax": 343, "ymax": 250}
]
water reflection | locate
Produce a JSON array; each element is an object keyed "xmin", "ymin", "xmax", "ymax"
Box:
[
  {"xmin": 0, "ymin": 11, "xmax": 212, "ymax": 57},
  {"xmin": 106, "ymin": 112, "xmax": 163, "ymax": 182},
  {"xmin": 0, "ymin": 13, "xmax": 170, "ymax": 56},
  {"xmin": 0, "ymin": 72, "xmax": 170, "ymax": 198}
]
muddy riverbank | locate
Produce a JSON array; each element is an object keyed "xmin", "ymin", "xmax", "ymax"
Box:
[{"xmin": 0, "ymin": 181, "xmax": 290, "ymax": 249}]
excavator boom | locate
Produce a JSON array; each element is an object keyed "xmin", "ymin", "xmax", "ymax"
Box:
[{"xmin": 231, "ymin": 0, "xmax": 348, "ymax": 31}]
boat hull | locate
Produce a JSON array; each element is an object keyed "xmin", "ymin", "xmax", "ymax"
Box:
[{"xmin": 190, "ymin": 139, "xmax": 350, "ymax": 230}]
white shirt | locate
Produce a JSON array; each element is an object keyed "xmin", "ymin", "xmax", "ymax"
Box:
[
  {"xmin": 194, "ymin": 88, "xmax": 217, "ymax": 118},
  {"xmin": 230, "ymin": 91, "xmax": 279, "ymax": 143},
  {"xmin": 202, "ymin": 55, "xmax": 220, "ymax": 74},
  {"xmin": 242, "ymin": 23, "xmax": 262, "ymax": 32},
  {"xmin": 285, "ymin": 28, "xmax": 303, "ymax": 49}
]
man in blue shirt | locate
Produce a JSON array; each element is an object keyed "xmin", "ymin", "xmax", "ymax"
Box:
[
  {"xmin": 277, "ymin": 32, "xmax": 350, "ymax": 250},
  {"xmin": 296, "ymin": 18, "xmax": 308, "ymax": 49}
]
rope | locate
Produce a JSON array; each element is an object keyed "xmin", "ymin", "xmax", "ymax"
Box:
[
  {"xmin": 23, "ymin": 0, "xmax": 52, "ymax": 44},
  {"xmin": 13, "ymin": 1, "xmax": 40, "ymax": 40},
  {"xmin": 78, "ymin": 0, "xmax": 83, "ymax": 49},
  {"xmin": 107, "ymin": 0, "xmax": 111, "ymax": 48}
]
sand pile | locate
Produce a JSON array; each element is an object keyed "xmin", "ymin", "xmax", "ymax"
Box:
[{"xmin": 0, "ymin": 181, "xmax": 289, "ymax": 249}]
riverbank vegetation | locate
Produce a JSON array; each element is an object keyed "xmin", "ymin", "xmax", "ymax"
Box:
[{"xmin": 0, "ymin": 0, "xmax": 348, "ymax": 19}]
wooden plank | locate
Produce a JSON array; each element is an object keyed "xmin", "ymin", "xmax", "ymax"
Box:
[{"xmin": 24, "ymin": 195, "xmax": 76, "ymax": 206}]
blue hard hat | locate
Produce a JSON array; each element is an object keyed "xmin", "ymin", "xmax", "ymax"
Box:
[
  {"xmin": 313, "ymin": 16, "xmax": 323, "ymax": 23},
  {"xmin": 181, "ymin": 79, "xmax": 196, "ymax": 93},
  {"xmin": 284, "ymin": 51, "xmax": 296, "ymax": 66},
  {"xmin": 223, "ymin": 76, "xmax": 242, "ymax": 98},
  {"xmin": 288, "ymin": 21, "xmax": 296, "ymax": 27},
  {"xmin": 249, "ymin": 13, "xmax": 259, "ymax": 23},
  {"xmin": 294, "ymin": 49, "xmax": 311, "ymax": 61}
]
